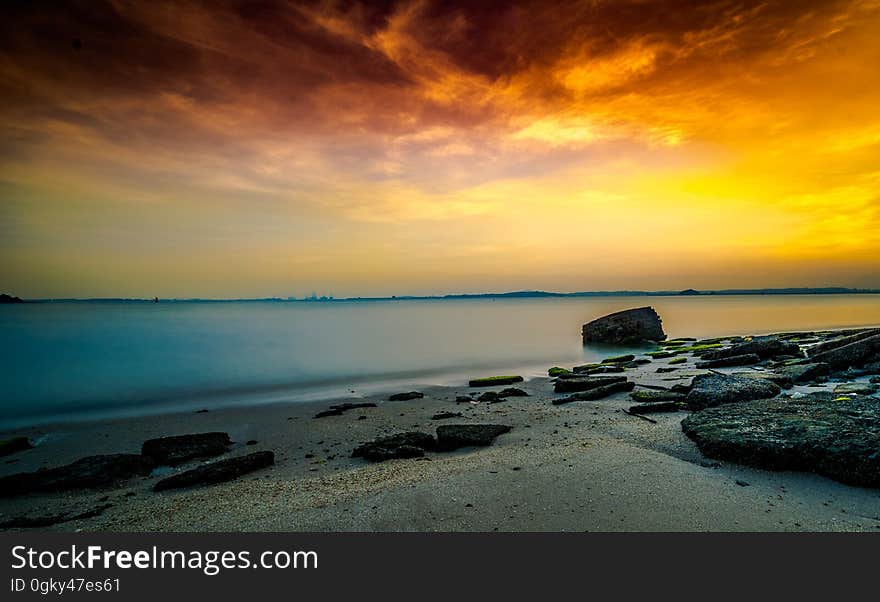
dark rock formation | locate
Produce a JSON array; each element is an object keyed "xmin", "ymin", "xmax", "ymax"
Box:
[
  {"xmin": 431, "ymin": 412, "xmax": 463, "ymax": 420},
  {"xmin": 554, "ymin": 380, "xmax": 635, "ymax": 404},
  {"xmin": 435, "ymin": 424, "xmax": 511, "ymax": 451},
  {"xmin": 768, "ymin": 363, "xmax": 829, "ymax": 387},
  {"xmin": 700, "ymin": 336, "xmax": 801, "ymax": 361},
  {"xmin": 153, "ymin": 451, "xmax": 275, "ymax": 492},
  {"xmin": 629, "ymin": 390, "xmax": 686, "ymax": 403},
  {"xmin": 554, "ymin": 375, "xmax": 627, "ymax": 393},
  {"xmin": 141, "ymin": 432, "xmax": 231, "ymax": 466},
  {"xmin": 0, "ymin": 437, "xmax": 32, "ymax": 457},
  {"xmin": 468, "ymin": 376, "xmax": 524, "ymax": 387},
  {"xmin": 695, "ymin": 353, "xmax": 761, "ymax": 368},
  {"xmin": 0, "ymin": 293, "xmax": 23, "ymax": 303},
  {"xmin": 582, "ymin": 307, "xmax": 666, "ymax": 345},
  {"xmin": 627, "ymin": 402, "xmax": 681, "ymax": 414},
  {"xmin": 686, "ymin": 373, "xmax": 780, "ymax": 410},
  {"xmin": 388, "ymin": 391, "xmax": 424, "ymax": 401},
  {"xmin": 808, "ymin": 329, "xmax": 880, "ymax": 356},
  {"xmin": 0, "ymin": 454, "xmax": 154, "ymax": 497},
  {"xmin": 682, "ymin": 393, "xmax": 880, "ymax": 487},
  {"xmin": 601, "ymin": 354, "xmax": 636, "ymax": 364},
  {"xmin": 314, "ymin": 402, "xmax": 377, "ymax": 418},
  {"xmin": 352, "ymin": 432, "xmax": 436, "ymax": 462},
  {"xmin": 807, "ymin": 333, "xmax": 880, "ymax": 370}
]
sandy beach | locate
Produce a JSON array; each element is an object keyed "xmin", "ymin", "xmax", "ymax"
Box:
[{"xmin": 2, "ymin": 339, "xmax": 879, "ymax": 533}]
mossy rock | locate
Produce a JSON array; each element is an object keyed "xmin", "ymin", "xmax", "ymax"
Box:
[
  {"xmin": 668, "ymin": 357, "xmax": 687, "ymax": 365},
  {"xmin": 548, "ymin": 367, "xmax": 571, "ymax": 377}
]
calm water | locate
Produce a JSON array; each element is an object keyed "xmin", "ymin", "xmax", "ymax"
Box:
[{"xmin": 2, "ymin": 295, "xmax": 879, "ymax": 428}]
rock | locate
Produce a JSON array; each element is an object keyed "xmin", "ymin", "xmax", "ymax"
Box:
[
  {"xmin": 141, "ymin": 432, "xmax": 231, "ymax": 466},
  {"xmin": 554, "ymin": 380, "xmax": 635, "ymax": 404},
  {"xmin": 0, "ymin": 293, "xmax": 23, "ymax": 303},
  {"xmin": 0, "ymin": 503, "xmax": 113, "ymax": 529},
  {"xmin": 498, "ymin": 387, "xmax": 529, "ymax": 397},
  {"xmin": 582, "ymin": 306, "xmax": 666, "ymax": 345},
  {"xmin": 548, "ymin": 367, "xmax": 571, "ymax": 377},
  {"xmin": 0, "ymin": 437, "xmax": 32, "ymax": 457},
  {"xmin": 681, "ymin": 393, "xmax": 880, "ymax": 487},
  {"xmin": 153, "ymin": 451, "xmax": 275, "ymax": 492},
  {"xmin": 871, "ymin": 376, "xmax": 880, "ymax": 384},
  {"xmin": 686, "ymin": 373, "xmax": 780, "ymax": 411},
  {"xmin": 554, "ymin": 375, "xmax": 628, "ymax": 393},
  {"xmin": 601, "ymin": 354, "xmax": 636, "ymax": 364},
  {"xmin": 771, "ymin": 362, "xmax": 830, "ymax": 386},
  {"xmin": 629, "ymin": 390, "xmax": 686, "ymax": 403},
  {"xmin": 808, "ymin": 334, "xmax": 880, "ymax": 370},
  {"xmin": 431, "ymin": 412, "xmax": 463, "ymax": 420},
  {"xmin": 435, "ymin": 424, "xmax": 511, "ymax": 451},
  {"xmin": 455, "ymin": 396, "xmax": 473, "ymax": 403},
  {"xmin": 388, "ymin": 391, "xmax": 424, "ymax": 401},
  {"xmin": 0, "ymin": 454, "xmax": 154, "ymax": 497},
  {"xmin": 468, "ymin": 376, "xmax": 524, "ymax": 387},
  {"xmin": 701, "ymin": 336, "xmax": 802, "ymax": 361},
  {"xmin": 808, "ymin": 329, "xmax": 880, "ymax": 356},
  {"xmin": 656, "ymin": 367, "xmax": 677, "ymax": 373},
  {"xmin": 478, "ymin": 391, "xmax": 502, "ymax": 402},
  {"xmin": 834, "ymin": 382, "xmax": 878, "ymax": 395},
  {"xmin": 627, "ymin": 402, "xmax": 681, "ymax": 414},
  {"xmin": 351, "ymin": 432, "xmax": 436, "ymax": 462},
  {"xmin": 314, "ymin": 402, "xmax": 377, "ymax": 418},
  {"xmin": 695, "ymin": 353, "xmax": 761, "ymax": 368}
]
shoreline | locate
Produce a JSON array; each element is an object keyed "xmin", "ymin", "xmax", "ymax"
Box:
[{"xmin": 2, "ymin": 327, "xmax": 879, "ymax": 532}]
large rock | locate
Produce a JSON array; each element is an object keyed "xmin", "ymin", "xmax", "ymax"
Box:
[
  {"xmin": 435, "ymin": 424, "xmax": 512, "ymax": 451},
  {"xmin": 582, "ymin": 307, "xmax": 666, "ymax": 345},
  {"xmin": 141, "ymin": 432, "xmax": 231, "ymax": 466},
  {"xmin": 554, "ymin": 375, "xmax": 627, "ymax": 393},
  {"xmin": 701, "ymin": 336, "xmax": 801, "ymax": 361},
  {"xmin": 682, "ymin": 393, "xmax": 880, "ymax": 487},
  {"xmin": 0, "ymin": 454, "xmax": 154, "ymax": 497},
  {"xmin": 153, "ymin": 451, "xmax": 275, "ymax": 492},
  {"xmin": 807, "ymin": 334, "xmax": 880, "ymax": 371},
  {"xmin": 351, "ymin": 432, "xmax": 436, "ymax": 462},
  {"xmin": 686, "ymin": 373, "xmax": 780, "ymax": 410}
]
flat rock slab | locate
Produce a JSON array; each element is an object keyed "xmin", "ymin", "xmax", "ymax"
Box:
[
  {"xmin": 0, "ymin": 454, "xmax": 154, "ymax": 497},
  {"xmin": 696, "ymin": 353, "xmax": 761, "ymax": 369},
  {"xmin": 582, "ymin": 306, "xmax": 666, "ymax": 345},
  {"xmin": 686, "ymin": 373, "xmax": 780, "ymax": 410},
  {"xmin": 468, "ymin": 376, "xmax": 524, "ymax": 387},
  {"xmin": 682, "ymin": 393, "xmax": 880, "ymax": 487},
  {"xmin": 153, "ymin": 451, "xmax": 275, "ymax": 492},
  {"xmin": 388, "ymin": 391, "xmax": 424, "ymax": 401},
  {"xmin": 701, "ymin": 336, "xmax": 802, "ymax": 361},
  {"xmin": 834, "ymin": 382, "xmax": 878, "ymax": 395},
  {"xmin": 630, "ymin": 390, "xmax": 686, "ymax": 403},
  {"xmin": 627, "ymin": 402, "xmax": 681, "ymax": 414},
  {"xmin": 0, "ymin": 437, "xmax": 32, "ymax": 457},
  {"xmin": 436, "ymin": 424, "xmax": 512, "ymax": 451},
  {"xmin": 554, "ymin": 375, "xmax": 627, "ymax": 394},
  {"xmin": 352, "ymin": 432, "xmax": 436, "ymax": 462},
  {"xmin": 141, "ymin": 432, "xmax": 231, "ymax": 466},
  {"xmin": 808, "ymin": 334, "xmax": 880, "ymax": 371},
  {"xmin": 770, "ymin": 363, "xmax": 830, "ymax": 386},
  {"xmin": 431, "ymin": 412, "xmax": 463, "ymax": 420},
  {"xmin": 555, "ymin": 380, "xmax": 635, "ymax": 404}
]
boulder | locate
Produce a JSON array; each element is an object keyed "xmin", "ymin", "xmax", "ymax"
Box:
[
  {"xmin": 141, "ymin": 432, "xmax": 231, "ymax": 466},
  {"xmin": 681, "ymin": 393, "xmax": 880, "ymax": 487},
  {"xmin": 153, "ymin": 451, "xmax": 275, "ymax": 492},
  {"xmin": 700, "ymin": 336, "xmax": 801, "ymax": 361},
  {"xmin": 807, "ymin": 334, "xmax": 880, "ymax": 371},
  {"xmin": 686, "ymin": 373, "xmax": 780, "ymax": 411},
  {"xmin": 351, "ymin": 432, "xmax": 436, "ymax": 462},
  {"xmin": 554, "ymin": 375, "xmax": 627, "ymax": 394},
  {"xmin": 0, "ymin": 454, "xmax": 154, "ymax": 497},
  {"xmin": 388, "ymin": 391, "xmax": 424, "ymax": 401},
  {"xmin": 582, "ymin": 307, "xmax": 666, "ymax": 345},
  {"xmin": 435, "ymin": 424, "xmax": 511, "ymax": 451},
  {"xmin": 0, "ymin": 436, "xmax": 32, "ymax": 457},
  {"xmin": 554, "ymin": 380, "xmax": 635, "ymax": 404},
  {"xmin": 695, "ymin": 353, "xmax": 761, "ymax": 368}
]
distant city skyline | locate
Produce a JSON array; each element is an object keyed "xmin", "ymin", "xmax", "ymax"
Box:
[{"xmin": 2, "ymin": 1, "xmax": 880, "ymax": 298}]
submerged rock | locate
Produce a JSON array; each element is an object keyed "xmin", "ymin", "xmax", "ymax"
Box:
[
  {"xmin": 686, "ymin": 373, "xmax": 780, "ymax": 410},
  {"xmin": 352, "ymin": 432, "xmax": 436, "ymax": 462},
  {"xmin": 582, "ymin": 307, "xmax": 666, "ymax": 345},
  {"xmin": 0, "ymin": 454, "xmax": 154, "ymax": 497},
  {"xmin": 682, "ymin": 393, "xmax": 880, "ymax": 487},
  {"xmin": 554, "ymin": 375, "xmax": 627, "ymax": 394},
  {"xmin": 435, "ymin": 424, "xmax": 511, "ymax": 451},
  {"xmin": 153, "ymin": 451, "xmax": 275, "ymax": 492},
  {"xmin": 0, "ymin": 437, "xmax": 32, "ymax": 457},
  {"xmin": 388, "ymin": 391, "xmax": 424, "ymax": 401},
  {"xmin": 141, "ymin": 432, "xmax": 231, "ymax": 466}
]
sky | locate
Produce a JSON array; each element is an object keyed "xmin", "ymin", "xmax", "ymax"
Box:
[{"xmin": 1, "ymin": 0, "xmax": 879, "ymax": 298}]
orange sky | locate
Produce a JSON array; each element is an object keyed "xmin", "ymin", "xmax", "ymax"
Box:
[{"xmin": 1, "ymin": 0, "xmax": 879, "ymax": 298}]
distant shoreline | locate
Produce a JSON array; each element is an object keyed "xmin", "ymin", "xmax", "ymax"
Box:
[{"xmin": 10, "ymin": 287, "xmax": 880, "ymax": 304}]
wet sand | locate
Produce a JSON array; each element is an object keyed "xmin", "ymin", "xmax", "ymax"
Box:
[{"xmin": 1, "ymin": 355, "xmax": 879, "ymax": 532}]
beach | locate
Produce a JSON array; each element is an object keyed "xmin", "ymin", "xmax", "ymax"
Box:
[{"xmin": 2, "ymin": 336, "xmax": 879, "ymax": 532}]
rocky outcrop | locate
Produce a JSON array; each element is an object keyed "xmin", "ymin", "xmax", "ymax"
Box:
[
  {"xmin": 767, "ymin": 362, "xmax": 829, "ymax": 387},
  {"xmin": 554, "ymin": 380, "xmax": 635, "ymax": 404},
  {"xmin": 0, "ymin": 454, "xmax": 154, "ymax": 497},
  {"xmin": 554, "ymin": 375, "xmax": 628, "ymax": 394},
  {"xmin": 351, "ymin": 432, "xmax": 436, "ymax": 462},
  {"xmin": 695, "ymin": 353, "xmax": 761, "ymax": 368},
  {"xmin": 582, "ymin": 307, "xmax": 666, "ymax": 345},
  {"xmin": 685, "ymin": 373, "xmax": 780, "ymax": 410},
  {"xmin": 153, "ymin": 451, "xmax": 275, "ymax": 492},
  {"xmin": 807, "ymin": 334, "xmax": 880, "ymax": 371},
  {"xmin": 141, "ymin": 432, "xmax": 231, "ymax": 466},
  {"xmin": 0, "ymin": 437, "xmax": 32, "ymax": 457},
  {"xmin": 388, "ymin": 391, "xmax": 424, "ymax": 401},
  {"xmin": 435, "ymin": 424, "xmax": 511, "ymax": 451},
  {"xmin": 700, "ymin": 336, "xmax": 801, "ymax": 361},
  {"xmin": 682, "ymin": 393, "xmax": 880, "ymax": 487}
]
